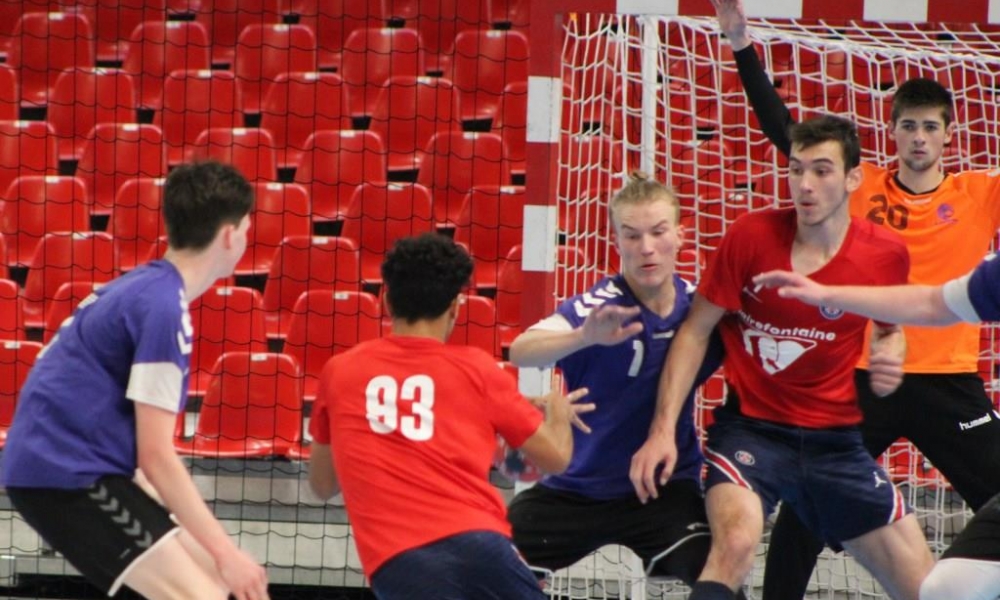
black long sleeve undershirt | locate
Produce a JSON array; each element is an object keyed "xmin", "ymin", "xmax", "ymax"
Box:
[{"xmin": 733, "ymin": 45, "xmax": 794, "ymax": 157}]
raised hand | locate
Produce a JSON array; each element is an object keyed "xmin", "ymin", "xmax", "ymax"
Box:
[
  {"xmin": 710, "ymin": 0, "xmax": 752, "ymax": 51},
  {"xmin": 541, "ymin": 373, "xmax": 595, "ymax": 433},
  {"xmin": 580, "ymin": 304, "xmax": 644, "ymax": 347}
]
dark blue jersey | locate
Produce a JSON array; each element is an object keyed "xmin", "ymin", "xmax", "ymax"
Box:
[
  {"xmin": 536, "ymin": 274, "xmax": 721, "ymax": 499},
  {"xmin": 944, "ymin": 253, "xmax": 1000, "ymax": 323},
  {"xmin": 1, "ymin": 261, "xmax": 192, "ymax": 489}
]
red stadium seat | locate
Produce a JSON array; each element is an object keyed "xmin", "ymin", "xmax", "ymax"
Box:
[
  {"xmin": 0, "ymin": 279, "xmax": 24, "ymax": 341},
  {"xmin": 487, "ymin": 0, "xmax": 529, "ymax": 29},
  {"xmin": 42, "ymin": 280, "xmax": 104, "ymax": 343},
  {"xmin": 0, "ymin": 175, "xmax": 89, "ymax": 267},
  {"xmin": 8, "ymin": 11, "xmax": 94, "ymax": 108},
  {"xmin": 0, "ymin": 65, "xmax": 18, "ymax": 120},
  {"xmin": 259, "ymin": 72, "xmax": 350, "ymax": 171},
  {"xmin": 77, "ymin": 123, "xmax": 167, "ymax": 217},
  {"xmin": 369, "ymin": 76, "xmax": 462, "ymax": 173},
  {"xmin": 195, "ymin": 0, "xmax": 283, "ymax": 67},
  {"xmin": 235, "ymin": 182, "xmax": 312, "ymax": 276},
  {"xmin": 293, "ymin": 130, "xmax": 386, "ymax": 224},
  {"xmin": 451, "ymin": 29, "xmax": 529, "ymax": 123},
  {"xmin": 261, "ymin": 235, "xmax": 361, "ymax": 339},
  {"xmin": 0, "ymin": 340, "xmax": 43, "ymax": 447},
  {"xmin": 0, "ymin": 0, "xmax": 60, "ymax": 60},
  {"xmin": 188, "ymin": 127, "xmax": 278, "ymax": 182},
  {"xmin": 178, "ymin": 351, "xmax": 304, "ymax": 458},
  {"xmin": 108, "ymin": 177, "xmax": 165, "ymax": 271},
  {"xmin": 340, "ymin": 27, "xmax": 425, "ymax": 118},
  {"xmin": 0, "ymin": 121, "xmax": 59, "ymax": 203},
  {"xmin": 233, "ymin": 23, "xmax": 318, "ymax": 116},
  {"xmin": 340, "ymin": 182, "xmax": 434, "ymax": 285},
  {"xmin": 122, "ymin": 21, "xmax": 211, "ymax": 110},
  {"xmin": 73, "ymin": 0, "xmax": 168, "ymax": 64},
  {"xmin": 284, "ymin": 289, "xmax": 382, "ymax": 400},
  {"xmin": 382, "ymin": 0, "xmax": 487, "ymax": 73},
  {"xmin": 452, "ymin": 185, "xmax": 525, "ymax": 291},
  {"xmin": 282, "ymin": 0, "xmax": 384, "ymax": 71},
  {"xmin": 416, "ymin": 131, "xmax": 511, "ymax": 228},
  {"xmin": 447, "ymin": 295, "xmax": 501, "ymax": 357},
  {"xmin": 492, "ymin": 81, "xmax": 530, "ymax": 176},
  {"xmin": 48, "ymin": 68, "xmax": 139, "ymax": 162},
  {"xmin": 22, "ymin": 232, "xmax": 117, "ymax": 330},
  {"xmin": 157, "ymin": 70, "xmax": 239, "ymax": 166},
  {"xmin": 187, "ymin": 286, "xmax": 269, "ymax": 396}
]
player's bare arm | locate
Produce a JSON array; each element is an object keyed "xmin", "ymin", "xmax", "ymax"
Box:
[
  {"xmin": 867, "ymin": 324, "xmax": 906, "ymax": 397},
  {"xmin": 630, "ymin": 294, "xmax": 725, "ymax": 503},
  {"xmin": 510, "ymin": 305, "xmax": 643, "ymax": 368},
  {"xmin": 754, "ymin": 270, "xmax": 959, "ymax": 326},
  {"xmin": 711, "ymin": 0, "xmax": 752, "ymax": 51},
  {"xmin": 519, "ymin": 375, "xmax": 591, "ymax": 474},
  {"xmin": 135, "ymin": 404, "xmax": 270, "ymax": 600},
  {"xmin": 307, "ymin": 443, "xmax": 340, "ymax": 500}
]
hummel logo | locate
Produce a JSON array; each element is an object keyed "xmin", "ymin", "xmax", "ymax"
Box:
[
  {"xmin": 687, "ymin": 522, "xmax": 710, "ymax": 531},
  {"xmin": 960, "ymin": 413, "xmax": 992, "ymax": 431},
  {"xmin": 652, "ymin": 331, "xmax": 675, "ymax": 340},
  {"xmin": 873, "ymin": 471, "xmax": 887, "ymax": 489},
  {"xmin": 742, "ymin": 284, "xmax": 763, "ymax": 302}
]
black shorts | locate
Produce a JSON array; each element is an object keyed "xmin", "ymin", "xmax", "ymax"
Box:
[
  {"xmin": 7, "ymin": 475, "xmax": 179, "ymax": 596},
  {"xmin": 857, "ymin": 370, "xmax": 1000, "ymax": 511},
  {"xmin": 507, "ymin": 479, "xmax": 710, "ymax": 582},
  {"xmin": 943, "ymin": 491, "xmax": 1000, "ymax": 562}
]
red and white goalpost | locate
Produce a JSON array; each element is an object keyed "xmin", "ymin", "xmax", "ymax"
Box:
[{"xmin": 521, "ymin": 1, "xmax": 1000, "ymax": 598}]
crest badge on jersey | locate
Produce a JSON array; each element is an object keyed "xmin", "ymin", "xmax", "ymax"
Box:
[
  {"xmin": 735, "ymin": 450, "xmax": 756, "ymax": 466},
  {"xmin": 819, "ymin": 305, "xmax": 844, "ymax": 320}
]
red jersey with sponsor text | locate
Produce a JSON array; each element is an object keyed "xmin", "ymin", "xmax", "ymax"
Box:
[
  {"xmin": 699, "ymin": 209, "xmax": 910, "ymax": 428},
  {"xmin": 309, "ymin": 336, "xmax": 543, "ymax": 577}
]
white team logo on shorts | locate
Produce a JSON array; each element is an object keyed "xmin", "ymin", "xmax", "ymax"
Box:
[{"xmin": 735, "ymin": 450, "xmax": 756, "ymax": 466}]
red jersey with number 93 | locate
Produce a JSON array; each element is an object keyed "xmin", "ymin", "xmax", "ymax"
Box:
[
  {"xmin": 699, "ymin": 209, "xmax": 909, "ymax": 428},
  {"xmin": 309, "ymin": 335, "xmax": 543, "ymax": 577}
]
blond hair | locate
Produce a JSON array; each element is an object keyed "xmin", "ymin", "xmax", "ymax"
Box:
[{"xmin": 608, "ymin": 171, "xmax": 681, "ymax": 229}]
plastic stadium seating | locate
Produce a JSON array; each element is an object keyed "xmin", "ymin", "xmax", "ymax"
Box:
[
  {"xmin": 0, "ymin": 65, "xmax": 18, "ymax": 120},
  {"xmin": 74, "ymin": 0, "xmax": 168, "ymax": 64},
  {"xmin": 261, "ymin": 235, "xmax": 361, "ymax": 339},
  {"xmin": 188, "ymin": 127, "xmax": 278, "ymax": 182},
  {"xmin": 446, "ymin": 294, "xmax": 501, "ymax": 357},
  {"xmin": 233, "ymin": 23, "xmax": 318, "ymax": 116},
  {"xmin": 451, "ymin": 29, "xmax": 529, "ymax": 123},
  {"xmin": 195, "ymin": 0, "xmax": 283, "ymax": 67},
  {"xmin": 76, "ymin": 123, "xmax": 167, "ymax": 216},
  {"xmin": 368, "ymin": 75, "xmax": 462, "ymax": 173},
  {"xmin": 293, "ymin": 130, "xmax": 386, "ymax": 225},
  {"xmin": 416, "ymin": 130, "xmax": 511, "ymax": 228},
  {"xmin": 42, "ymin": 281, "xmax": 103, "ymax": 344},
  {"xmin": 108, "ymin": 177, "xmax": 165, "ymax": 271},
  {"xmin": 339, "ymin": 182, "xmax": 434, "ymax": 284},
  {"xmin": 283, "ymin": 289, "xmax": 382, "ymax": 400},
  {"xmin": 157, "ymin": 70, "xmax": 240, "ymax": 166},
  {"xmin": 259, "ymin": 72, "xmax": 350, "ymax": 171},
  {"xmin": 178, "ymin": 351, "xmax": 304, "ymax": 458},
  {"xmin": 123, "ymin": 20, "xmax": 212, "ymax": 110},
  {"xmin": 0, "ymin": 279, "xmax": 24, "ymax": 341},
  {"xmin": 381, "ymin": 0, "xmax": 488, "ymax": 74},
  {"xmin": 236, "ymin": 182, "xmax": 312, "ymax": 276},
  {"xmin": 22, "ymin": 232, "xmax": 117, "ymax": 330},
  {"xmin": 452, "ymin": 185, "xmax": 525, "ymax": 291},
  {"xmin": 1, "ymin": 175, "xmax": 89, "ymax": 269},
  {"xmin": 187, "ymin": 286, "xmax": 269, "ymax": 396},
  {"xmin": 340, "ymin": 27, "xmax": 424, "ymax": 119},
  {"xmin": 47, "ymin": 68, "xmax": 139, "ymax": 162},
  {"xmin": 282, "ymin": 0, "xmax": 385, "ymax": 71},
  {"xmin": 0, "ymin": 121, "xmax": 59, "ymax": 199},
  {"xmin": 8, "ymin": 11, "xmax": 94, "ymax": 108},
  {"xmin": 0, "ymin": 340, "xmax": 43, "ymax": 447}
]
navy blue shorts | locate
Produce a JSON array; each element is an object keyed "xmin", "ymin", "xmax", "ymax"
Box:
[
  {"xmin": 704, "ymin": 409, "xmax": 909, "ymax": 546},
  {"xmin": 371, "ymin": 530, "xmax": 547, "ymax": 600}
]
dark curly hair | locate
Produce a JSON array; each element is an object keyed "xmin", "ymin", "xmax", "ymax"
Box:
[
  {"xmin": 381, "ymin": 233, "xmax": 474, "ymax": 323},
  {"xmin": 789, "ymin": 114, "xmax": 861, "ymax": 171}
]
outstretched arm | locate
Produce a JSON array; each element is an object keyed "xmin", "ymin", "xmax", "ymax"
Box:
[
  {"xmin": 712, "ymin": 0, "xmax": 795, "ymax": 155},
  {"xmin": 509, "ymin": 305, "xmax": 643, "ymax": 368},
  {"xmin": 753, "ymin": 270, "xmax": 960, "ymax": 326},
  {"xmin": 629, "ymin": 295, "xmax": 725, "ymax": 503}
]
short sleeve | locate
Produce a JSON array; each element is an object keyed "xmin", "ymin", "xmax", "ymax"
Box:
[
  {"xmin": 482, "ymin": 359, "xmax": 543, "ymax": 448},
  {"xmin": 309, "ymin": 360, "xmax": 335, "ymax": 445},
  {"xmin": 125, "ymin": 286, "xmax": 189, "ymax": 413},
  {"xmin": 944, "ymin": 255, "xmax": 1000, "ymax": 323},
  {"xmin": 699, "ymin": 218, "xmax": 752, "ymax": 311}
]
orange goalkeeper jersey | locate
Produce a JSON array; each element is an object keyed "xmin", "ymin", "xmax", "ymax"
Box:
[{"xmin": 853, "ymin": 163, "xmax": 1000, "ymax": 373}]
